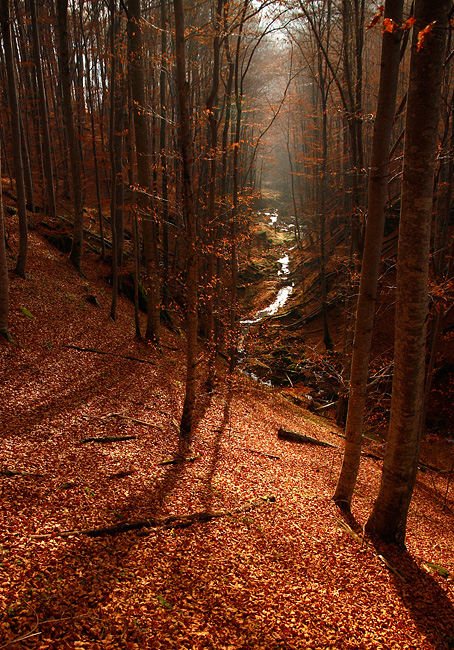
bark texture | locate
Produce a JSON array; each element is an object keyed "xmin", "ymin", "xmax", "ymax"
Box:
[
  {"xmin": 334, "ymin": 0, "xmax": 404, "ymax": 509},
  {"xmin": 0, "ymin": 144, "xmax": 9, "ymax": 338},
  {"xmin": 57, "ymin": 0, "xmax": 84, "ymax": 269},
  {"xmin": 0, "ymin": 0, "xmax": 28, "ymax": 278},
  {"xmin": 128, "ymin": 0, "xmax": 160, "ymax": 343},
  {"xmin": 173, "ymin": 0, "xmax": 198, "ymax": 444},
  {"xmin": 366, "ymin": 0, "xmax": 449, "ymax": 547}
]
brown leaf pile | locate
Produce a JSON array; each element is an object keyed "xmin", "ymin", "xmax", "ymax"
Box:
[{"xmin": 1, "ymin": 223, "xmax": 453, "ymax": 649}]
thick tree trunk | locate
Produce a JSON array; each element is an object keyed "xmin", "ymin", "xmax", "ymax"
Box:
[
  {"xmin": 128, "ymin": 0, "xmax": 160, "ymax": 343},
  {"xmin": 57, "ymin": 0, "xmax": 84, "ymax": 270},
  {"xmin": 333, "ymin": 0, "xmax": 404, "ymax": 509},
  {"xmin": 0, "ymin": 0, "xmax": 28, "ymax": 278},
  {"xmin": 173, "ymin": 0, "xmax": 198, "ymax": 446},
  {"xmin": 366, "ymin": 0, "xmax": 449, "ymax": 547}
]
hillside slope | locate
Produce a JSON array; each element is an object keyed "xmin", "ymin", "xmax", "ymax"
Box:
[{"xmin": 1, "ymin": 217, "xmax": 454, "ymax": 649}]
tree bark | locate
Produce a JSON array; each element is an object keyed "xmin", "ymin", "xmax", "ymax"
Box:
[
  {"xmin": 57, "ymin": 0, "xmax": 84, "ymax": 270},
  {"xmin": 30, "ymin": 0, "xmax": 56, "ymax": 220},
  {"xmin": 0, "ymin": 143, "xmax": 9, "ymax": 339},
  {"xmin": 366, "ymin": 0, "xmax": 449, "ymax": 547},
  {"xmin": 333, "ymin": 0, "xmax": 404, "ymax": 509},
  {"xmin": 173, "ymin": 0, "xmax": 198, "ymax": 446},
  {"xmin": 0, "ymin": 0, "xmax": 28, "ymax": 278},
  {"xmin": 127, "ymin": 0, "xmax": 160, "ymax": 343}
]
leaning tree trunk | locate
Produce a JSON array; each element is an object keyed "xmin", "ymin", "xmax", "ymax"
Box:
[
  {"xmin": 57, "ymin": 0, "xmax": 84, "ymax": 270},
  {"xmin": 333, "ymin": 0, "xmax": 404, "ymax": 510},
  {"xmin": 366, "ymin": 0, "xmax": 449, "ymax": 547},
  {"xmin": 0, "ymin": 143, "xmax": 9, "ymax": 339},
  {"xmin": 173, "ymin": 0, "xmax": 198, "ymax": 447},
  {"xmin": 128, "ymin": 0, "xmax": 160, "ymax": 343},
  {"xmin": 0, "ymin": 0, "xmax": 28, "ymax": 278}
]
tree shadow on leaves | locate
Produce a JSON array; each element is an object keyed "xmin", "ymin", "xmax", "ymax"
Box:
[
  {"xmin": 336, "ymin": 509, "xmax": 454, "ymax": 648},
  {"xmin": 372, "ymin": 540, "xmax": 454, "ymax": 649},
  {"xmin": 200, "ymin": 387, "xmax": 233, "ymax": 512}
]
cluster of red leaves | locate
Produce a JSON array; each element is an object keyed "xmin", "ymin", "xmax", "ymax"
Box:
[
  {"xmin": 366, "ymin": 6, "xmax": 432, "ymax": 49},
  {"xmin": 1, "ymin": 217, "xmax": 454, "ymax": 649}
]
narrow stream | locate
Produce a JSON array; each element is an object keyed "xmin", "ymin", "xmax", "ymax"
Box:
[{"xmin": 238, "ymin": 248, "xmax": 294, "ymax": 376}]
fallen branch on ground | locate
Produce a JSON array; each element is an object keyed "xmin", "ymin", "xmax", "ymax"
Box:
[
  {"xmin": 107, "ymin": 470, "xmax": 135, "ymax": 480},
  {"xmin": 64, "ymin": 345, "xmax": 155, "ymax": 365},
  {"xmin": 80, "ymin": 435, "xmax": 137, "ymax": 444},
  {"xmin": 158, "ymin": 455, "xmax": 199, "ymax": 466},
  {"xmin": 1, "ymin": 469, "xmax": 44, "ymax": 478},
  {"xmin": 30, "ymin": 496, "xmax": 276, "ymax": 539},
  {"xmin": 278, "ymin": 428, "xmax": 337, "ymax": 448},
  {"xmin": 241, "ymin": 447, "xmax": 281, "ymax": 460},
  {"xmin": 103, "ymin": 413, "xmax": 164, "ymax": 429}
]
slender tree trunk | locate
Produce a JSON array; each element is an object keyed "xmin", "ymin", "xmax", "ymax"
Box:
[
  {"xmin": 0, "ymin": 143, "xmax": 9, "ymax": 339},
  {"xmin": 0, "ymin": 0, "xmax": 28, "ymax": 278},
  {"xmin": 205, "ymin": 0, "xmax": 223, "ymax": 390},
  {"xmin": 229, "ymin": 0, "xmax": 248, "ymax": 373},
  {"xmin": 333, "ymin": 0, "xmax": 404, "ymax": 509},
  {"xmin": 109, "ymin": 0, "xmax": 118, "ymax": 321},
  {"xmin": 57, "ymin": 0, "xmax": 84, "ymax": 269},
  {"xmin": 128, "ymin": 0, "xmax": 160, "ymax": 343},
  {"xmin": 173, "ymin": 0, "xmax": 198, "ymax": 447},
  {"xmin": 30, "ymin": 0, "xmax": 56, "ymax": 219},
  {"xmin": 366, "ymin": 0, "xmax": 449, "ymax": 547},
  {"xmin": 160, "ymin": 0, "xmax": 170, "ymax": 308}
]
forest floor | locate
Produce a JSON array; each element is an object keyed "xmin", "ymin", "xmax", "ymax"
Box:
[{"xmin": 1, "ymin": 213, "xmax": 454, "ymax": 649}]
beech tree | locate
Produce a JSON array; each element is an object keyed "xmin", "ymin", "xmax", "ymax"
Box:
[
  {"xmin": 366, "ymin": 0, "xmax": 449, "ymax": 547},
  {"xmin": 128, "ymin": 0, "xmax": 161, "ymax": 343},
  {"xmin": 57, "ymin": 0, "xmax": 84, "ymax": 270},
  {"xmin": 0, "ymin": 143, "xmax": 9, "ymax": 339},
  {"xmin": 0, "ymin": 0, "xmax": 28, "ymax": 278},
  {"xmin": 173, "ymin": 0, "xmax": 198, "ymax": 447},
  {"xmin": 333, "ymin": 0, "xmax": 404, "ymax": 510}
]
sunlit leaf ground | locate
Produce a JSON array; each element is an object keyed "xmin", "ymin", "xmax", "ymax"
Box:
[{"xmin": 1, "ymin": 223, "xmax": 453, "ymax": 649}]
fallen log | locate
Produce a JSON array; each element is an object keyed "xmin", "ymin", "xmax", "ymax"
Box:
[
  {"xmin": 30, "ymin": 495, "xmax": 276, "ymax": 539},
  {"xmin": 80, "ymin": 435, "xmax": 137, "ymax": 444},
  {"xmin": 278, "ymin": 427, "xmax": 337, "ymax": 448}
]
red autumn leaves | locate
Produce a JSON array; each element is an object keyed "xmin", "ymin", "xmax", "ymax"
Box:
[{"xmin": 366, "ymin": 5, "xmax": 434, "ymax": 52}]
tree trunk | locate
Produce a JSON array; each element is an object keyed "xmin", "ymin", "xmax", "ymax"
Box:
[
  {"xmin": 128, "ymin": 0, "xmax": 160, "ymax": 343},
  {"xmin": 109, "ymin": 0, "xmax": 118, "ymax": 321},
  {"xmin": 0, "ymin": 0, "xmax": 28, "ymax": 278},
  {"xmin": 57, "ymin": 0, "xmax": 84, "ymax": 270},
  {"xmin": 0, "ymin": 143, "xmax": 9, "ymax": 339},
  {"xmin": 366, "ymin": 0, "xmax": 449, "ymax": 547},
  {"xmin": 173, "ymin": 0, "xmax": 198, "ymax": 447},
  {"xmin": 30, "ymin": 0, "xmax": 56, "ymax": 220},
  {"xmin": 333, "ymin": 0, "xmax": 404, "ymax": 509}
]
